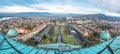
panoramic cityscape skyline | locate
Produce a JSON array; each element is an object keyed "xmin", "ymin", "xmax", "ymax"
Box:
[
  {"xmin": 0, "ymin": 0, "xmax": 120, "ymax": 17},
  {"xmin": 0, "ymin": 0, "xmax": 120, "ymax": 54}
]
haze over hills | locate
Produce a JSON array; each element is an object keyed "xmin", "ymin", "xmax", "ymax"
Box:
[
  {"xmin": 0, "ymin": 12, "xmax": 84, "ymax": 17},
  {"xmin": 0, "ymin": 12, "xmax": 120, "ymax": 21},
  {"xmin": 77, "ymin": 14, "xmax": 120, "ymax": 21}
]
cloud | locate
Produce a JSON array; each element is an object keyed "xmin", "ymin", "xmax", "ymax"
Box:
[
  {"xmin": 104, "ymin": 11, "xmax": 120, "ymax": 17},
  {"xmin": 89, "ymin": 0, "xmax": 120, "ymax": 13},
  {"xmin": 0, "ymin": 6, "xmax": 42, "ymax": 13},
  {"xmin": 31, "ymin": 3, "xmax": 103, "ymax": 14},
  {"xmin": 0, "ymin": 0, "xmax": 120, "ymax": 17},
  {"xmin": 0, "ymin": 4, "xmax": 103, "ymax": 14}
]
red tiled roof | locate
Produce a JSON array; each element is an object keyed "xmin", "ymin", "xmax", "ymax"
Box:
[
  {"xmin": 89, "ymin": 27, "xmax": 101, "ymax": 33},
  {"xmin": 74, "ymin": 24, "xmax": 87, "ymax": 33},
  {"xmin": 32, "ymin": 23, "xmax": 46, "ymax": 31},
  {"xmin": 18, "ymin": 27, "xmax": 31, "ymax": 33},
  {"xmin": 17, "ymin": 27, "xmax": 31, "ymax": 37},
  {"xmin": 18, "ymin": 23, "xmax": 46, "ymax": 37},
  {"xmin": 18, "ymin": 33, "xmax": 26, "ymax": 37}
]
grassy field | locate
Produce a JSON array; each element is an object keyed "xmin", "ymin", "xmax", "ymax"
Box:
[
  {"xmin": 39, "ymin": 24, "xmax": 78, "ymax": 45},
  {"xmin": 67, "ymin": 35, "xmax": 78, "ymax": 45},
  {"xmin": 51, "ymin": 26, "xmax": 57, "ymax": 43},
  {"xmin": 61, "ymin": 26, "xmax": 78, "ymax": 45},
  {"xmin": 39, "ymin": 25, "xmax": 57, "ymax": 44},
  {"xmin": 39, "ymin": 37, "xmax": 50, "ymax": 44},
  {"xmin": 61, "ymin": 26, "xmax": 67, "ymax": 44}
]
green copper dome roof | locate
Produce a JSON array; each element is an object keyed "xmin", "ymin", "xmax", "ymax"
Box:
[
  {"xmin": 7, "ymin": 29, "xmax": 18, "ymax": 36},
  {"xmin": 100, "ymin": 31, "xmax": 111, "ymax": 40}
]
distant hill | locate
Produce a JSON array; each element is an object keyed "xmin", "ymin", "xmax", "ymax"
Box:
[
  {"xmin": 0, "ymin": 12, "xmax": 52, "ymax": 17},
  {"xmin": 0, "ymin": 12, "xmax": 120, "ymax": 21},
  {"xmin": 0, "ymin": 12, "xmax": 84, "ymax": 17},
  {"xmin": 79, "ymin": 14, "xmax": 120, "ymax": 21}
]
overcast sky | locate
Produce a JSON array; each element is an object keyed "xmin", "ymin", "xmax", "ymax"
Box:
[{"xmin": 0, "ymin": 0, "xmax": 120, "ymax": 17}]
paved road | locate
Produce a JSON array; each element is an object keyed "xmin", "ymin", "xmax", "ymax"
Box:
[{"xmin": 57, "ymin": 25, "xmax": 62, "ymax": 43}]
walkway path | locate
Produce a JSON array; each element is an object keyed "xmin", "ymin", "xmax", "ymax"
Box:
[{"xmin": 57, "ymin": 25, "xmax": 62, "ymax": 43}]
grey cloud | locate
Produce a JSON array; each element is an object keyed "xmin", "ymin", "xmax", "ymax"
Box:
[{"xmin": 89, "ymin": 0, "xmax": 120, "ymax": 13}]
